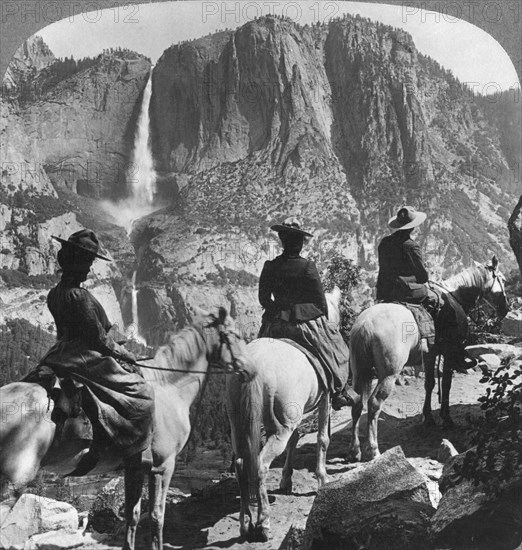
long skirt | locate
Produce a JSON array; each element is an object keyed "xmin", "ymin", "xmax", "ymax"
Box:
[
  {"xmin": 23, "ymin": 339, "xmax": 154, "ymax": 457},
  {"xmin": 258, "ymin": 315, "xmax": 349, "ymax": 394}
]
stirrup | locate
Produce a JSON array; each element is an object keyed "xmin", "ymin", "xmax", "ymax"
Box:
[{"xmin": 141, "ymin": 446, "xmax": 153, "ymax": 469}]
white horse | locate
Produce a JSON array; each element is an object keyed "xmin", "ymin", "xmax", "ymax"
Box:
[
  {"xmin": 349, "ymin": 257, "xmax": 509, "ymax": 462},
  {"xmin": 226, "ymin": 288, "xmax": 344, "ymax": 542},
  {"xmin": 0, "ymin": 309, "xmax": 246, "ymax": 550}
]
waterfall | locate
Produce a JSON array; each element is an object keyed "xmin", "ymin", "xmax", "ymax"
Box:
[
  {"xmin": 101, "ymin": 69, "xmax": 159, "ymax": 233},
  {"xmin": 129, "ymin": 270, "xmax": 147, "ymax": 345},
  {"xmin": 128, "ymin": 73, "xmax": 156, "ymax": 206}
]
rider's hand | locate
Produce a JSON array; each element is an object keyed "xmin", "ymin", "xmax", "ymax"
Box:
[{"xmin": 123, "ymin": 350, "xmax": 137, "ymax": 364}]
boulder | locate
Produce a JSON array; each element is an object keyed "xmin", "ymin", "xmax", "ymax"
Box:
[
  {"xmin": 0, "ymin": 495, "xmax": 78, "ymax": 550},
  {"xmin": 431, "ymin": 454, "xmax": 522, "ymax": 549},
  {"xmin": 279, "ymin": 525, "xmax": 305, "ymax": 550},
  {"xmin": 465, "ymin": 344, "xmax": 522, "ymax": 363},
  {"xmin": 303, "ymin": 447, "xmax": 435, "ymax": 550},
  {"xmin": 0, "ymin": 498, "xmax": 17, "ymax": 528},
  {"xmin": 476, "ymin": 353, "xmax": 502, "ymax": 371},
  {"xmin": 436, "ymin": 439, "xmax": 459, "ymax": 464},
  {"xmin": 501, "ymin": 311, "xmax": 522, "ymax": 337},
  {"xmin": 88, "ymin": 477, "xmax": 125, "ymax": 534},
  {"xmin": 23, "ymin": 529, "xmax": 84, "ymax": 550}
]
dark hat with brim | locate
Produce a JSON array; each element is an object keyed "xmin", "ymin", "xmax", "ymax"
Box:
[
  {"xmin": 52, "ymin": 229, "xmax": 111, "ymax": 261},
  {"xmin": 270, "ymin": 217, "xmax": 313, "ymax": 237},
  {"xmin": 388, "ymin": 206, "xmax": 427, "ymax": 230}
]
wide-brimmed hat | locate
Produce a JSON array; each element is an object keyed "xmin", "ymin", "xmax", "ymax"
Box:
[
  {"xmin": 388, "ymin": 206, "xmax": 427, "ymax": 230},
  {"xmin": 270, "ymin": 217, "xmax": 313, "ymax": 237},
  {"xmin": 52, "ymin": 229, "xmax": 111, "ymax": 261}
]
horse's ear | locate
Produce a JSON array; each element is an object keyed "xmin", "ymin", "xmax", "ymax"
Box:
[
  {"xmin": 218, "ymin": 307, "xmax": 227, "ymax": 325},
  {"xmin": 491, "ymin": 256, "xmax": 499, "ymax": 269}
]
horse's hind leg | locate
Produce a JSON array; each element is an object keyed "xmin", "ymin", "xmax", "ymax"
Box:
[
  {"xmin": 364, "ymin": 374, "xmax": 396, "ymax": 461},
  {"xmin": 256, "ymin": 427, "xmax": 294, "ymax": 542},
  {"xmin": 316, "ymin": 393, "xmax": 331, "ymax": 488},
  {"xmin": 280, "ymin": 428, "xmax": 299, "ymax": 494},
  {"xmin": 235, "ymin": 457, "xmax": 254, "ymax": 540},
  {"xmin": 349, "ymin": 368, "xmax": 371, "ymax": 463},
  {"xmin": 123, "ymin": 454, "xmax": 145, "ymax": 550}
]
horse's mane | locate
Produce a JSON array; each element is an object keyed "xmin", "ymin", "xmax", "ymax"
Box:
[
  {"xmin": 442, "ymin": 263, "xmax": 489, "ymax": 292},
  {"xmin": 143, "ymin": 324, "xmax": 208, "ymax": 384}
]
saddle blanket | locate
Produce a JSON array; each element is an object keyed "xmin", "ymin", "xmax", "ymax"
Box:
[
  {"xmin": 398, "ymin": 302, "xmax": 436, "ymax": 345},
  {"xmin": 278, "ymin": 338, "xmax": 329, "ymax": 392}
]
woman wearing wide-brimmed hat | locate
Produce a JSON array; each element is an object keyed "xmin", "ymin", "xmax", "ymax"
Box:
[
  {"xmin": 258, "ymin": 217, "xmax": 350, "ymax": 409},
  {"xmin": 24, "ymin": 229, "xmax": 154, "ymax": 475},
  {"xmin": 376, "ymin": 206, "xmax": 476, "ymax": 371},
  {"xmin": 376, "ymin": 206, "xmax": 433, "ymax": 304}
]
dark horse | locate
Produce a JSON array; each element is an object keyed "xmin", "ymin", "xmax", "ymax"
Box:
[
  {"xmin": 0, "ymin": 309, "xmax": 247, "ymax": 550},
  {"xmin": 349, "ymin": 257, "xmax": 509, "ymax": 462}
]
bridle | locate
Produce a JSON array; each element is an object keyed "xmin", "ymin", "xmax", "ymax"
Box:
[
  {"xmin": 429, "ymin": 266, "xmax": 508, "ymax": 327},
  {"xmin": 206, "ymin": 320, "xmax": 244, "ymax": 374}
]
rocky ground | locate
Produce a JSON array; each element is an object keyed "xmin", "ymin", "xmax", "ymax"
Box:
[{"xmin": 66, "ymin": 371, "xmax": 485, "ymax": 549}]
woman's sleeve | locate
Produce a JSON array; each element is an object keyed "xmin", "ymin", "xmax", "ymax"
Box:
[
  {"xmin": 306, "ymin": 261, "xmax": 328, "ymax": 318},
  {"xmin": 258, "ymin": 261, "xmax": 275, "ymax": 310},
  {"xmin": 71, "ymin": 289, "xmax": 134, "ymax": 361}
]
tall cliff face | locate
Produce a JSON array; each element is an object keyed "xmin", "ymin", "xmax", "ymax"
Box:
[
  {"xmin": 145, "ymin": 15, "xmax": 515, "ymax": 299},
  {"xmin": 0, "ymin": 40, "xmax": 145, "ymax": 357}
]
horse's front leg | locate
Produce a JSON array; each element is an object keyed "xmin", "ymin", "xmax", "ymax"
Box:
[
  {"xmin": 148, "ymin": 456, "xmax": 175, "ymax": 550},
  {"xmin": 423, "ymin": 351, "xmax": 437, "ymax": 427},
  {"xmin": 440, "ymin": 355, "xmax": 455, "ymax": 429},
  {"xmin": 315, "ymin": 393, "xmax": 331, "ymax": 488},
  {"xmin": 123, "ymin": 454, "xmax": 145, "ymax": 550},
  {"xmin": 280, "ymin": 429, "xmax": 299, "ymax": 494}
]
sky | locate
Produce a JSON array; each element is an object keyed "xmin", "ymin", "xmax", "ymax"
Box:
[{"xmin": 37, "ymin": 1, "xmax": 520, "ymax": 93}]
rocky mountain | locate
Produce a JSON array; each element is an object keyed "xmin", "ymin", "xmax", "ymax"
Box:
[
  {"xmin": 135, "ymin": 14, "xmax": 519, "ymax": 343},
  {"xmin": 0, "ymin": 39, "xmax": 148, "ymax": 375},
  {"xmin": 1, "ymin": 15, "xmax": 520, "ymax": 368}
]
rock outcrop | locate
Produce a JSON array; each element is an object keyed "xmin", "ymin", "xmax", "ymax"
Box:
[
  {"xmin": 0, "ymin": 494, "xmax": 78, "ymax": 550},
  {"xmin": 303, "ymin": 446, "xmax": 435, "ymax": 550},
  {"xmin": 431, "ymin": 453, "xmax": 522, "ymax": 550}
]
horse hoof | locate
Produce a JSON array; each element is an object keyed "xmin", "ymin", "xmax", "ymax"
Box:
[
  {"xmin": 348, "ymin": 448, "xmax": 362, "ymax": 463},
  {"xmin": 241, "ymin": 521, "xmax": 255, "ymax": 541},
  {"xmin": 254, "ymin": 525, "xmax": 270, "ymax": 542}
]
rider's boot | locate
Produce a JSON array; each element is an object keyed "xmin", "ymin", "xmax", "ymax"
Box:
[{"xmin": 331, "ymin": 386, "xmax": 360, "ymax": 410}]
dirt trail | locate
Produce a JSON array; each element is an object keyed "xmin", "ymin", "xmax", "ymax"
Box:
[{"xmin": 85, "ymin": 372, "xmax": 484, "ymax": 549}]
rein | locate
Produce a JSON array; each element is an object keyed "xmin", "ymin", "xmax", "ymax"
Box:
[
  {"xmin": 428, "ymin": 276, "xmax": 497, "ymax": 327},
  {"xmin": 131, "ymin": 325, "xmax": 243, "ymax": 376}
]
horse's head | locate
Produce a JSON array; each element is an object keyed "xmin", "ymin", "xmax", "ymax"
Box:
[
  {"xmin": 201, "ymin": 307, "xmax": 250, "ymax": 375},
  {"xmin": 326, "ymin": 286, "xmax": 342, "ymax": 327},
  {"xmin": 481, "ymin": 256, "xmax": 509, "ymax": 318}
]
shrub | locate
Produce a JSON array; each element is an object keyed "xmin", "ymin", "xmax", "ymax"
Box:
[
  {"xmin": 323, "ymin": 254, "xmax": 362, "ymax": 340},
  {"xmin": 457, "ymin": 359, "xmax": 522, "ymax": 494}
]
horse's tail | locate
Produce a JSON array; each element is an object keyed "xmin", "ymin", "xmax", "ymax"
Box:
[
  {"xmin": 238, "ymin": 362, "xmax": 263, "ymax": 501},
  {"xmin": 349, "ymin": 322, "xmax": 374, "ymax": 402}
]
